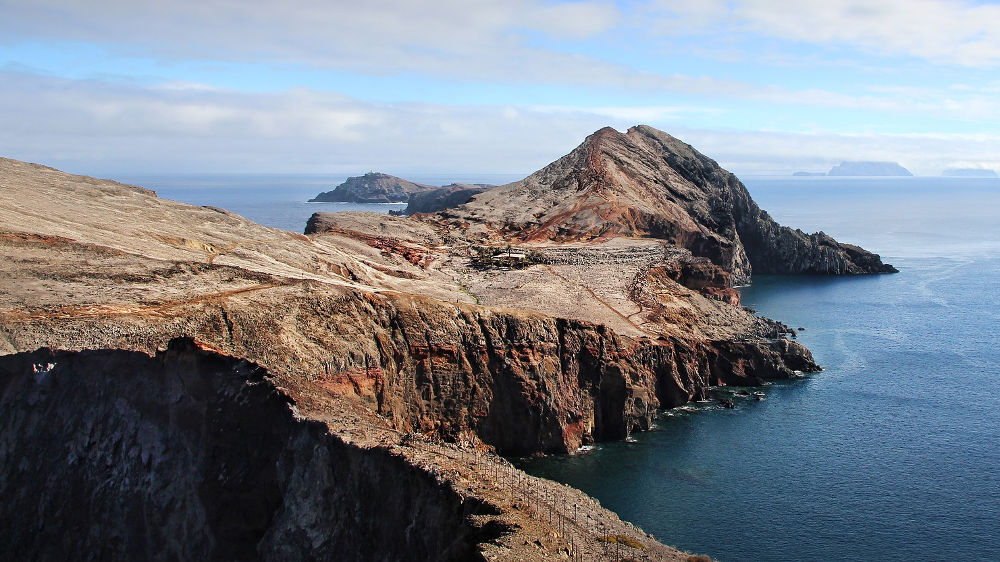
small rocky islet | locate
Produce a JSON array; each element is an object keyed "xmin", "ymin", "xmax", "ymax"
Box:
[
  {"xmin": 0, "ymin": 125, "xmax": 895, "ymax": 560},
  {"xmin": 310, "ymin": 170, "xmax": 492, "ymax": 214}
]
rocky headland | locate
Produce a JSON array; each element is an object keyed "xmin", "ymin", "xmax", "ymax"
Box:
[
  {"xmin": 827, "ymin": 161, "xmax": 913, "ymax": 176},
  {"xmin": 309, "ymin": 171, "xmax": 436, "ymax": 203},
  {"xmin": 0, "ymin": 127, "xmax": 895, "ymax": 560}
]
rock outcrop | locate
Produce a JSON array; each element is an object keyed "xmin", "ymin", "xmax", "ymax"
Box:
[
  {"xmin": 444, "ymin": 125, "xmax": 896, "ymax": 283},
  {"xmin": 827, "ymin": 161, "xmax": 913, "ymax": 176},
  {"xmin": 405, "ymin": 183, "xmax": 490, "ymax": 214},
  {"xmin": 309, "ymin": 172, "xmax": 436, "ymax": 203}
]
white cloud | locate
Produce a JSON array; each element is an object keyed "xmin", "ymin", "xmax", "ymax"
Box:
[
  {"xmin": 0, "ymin": 0, "xmax": 624, "ymax": 83},
  {"xmin": 649, "ymin": 0, "xmax": 1000, "ymax": 67},
  {"xmin": 2, "ymin": 71, "xmax": 996, "ymax": 176}
]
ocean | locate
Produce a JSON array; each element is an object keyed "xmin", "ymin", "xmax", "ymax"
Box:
[
  {"xmin": 118, "ymin": 173, "xmax": 1000, "ymax": 561},
  {"xmin": 520, "ymin": 176, "xmax": 1000, "ymax": 561}
]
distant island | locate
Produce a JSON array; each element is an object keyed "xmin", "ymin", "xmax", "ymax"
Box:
[
  {"xmin": 792, "ymin": 171, "xmax": 826, "ymax": 177},
  {"xmin": 309, "ymin": 172, "xmax": 436, "ymax": 203},
  {"xmin": 942, "ymin": 168, "xmax": 998, "ymax": 178},
  {"xmin": 827, "ymin": 161, "xmax": 913, "ymax": 176},
  {"xmin": 311, "ymin": 172, "xmax": 491, "ymax": 213}
]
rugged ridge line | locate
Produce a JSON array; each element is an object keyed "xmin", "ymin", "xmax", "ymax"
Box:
[{"xmin": 451, "ymin": 125, "xmax": 896, "ymax": 284}]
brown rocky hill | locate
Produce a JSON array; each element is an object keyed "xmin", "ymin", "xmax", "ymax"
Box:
[
  {"xmin": 447, "ymin": 125, "xmax": 895, "ymax": 284},
  {"xmin": 309, "ymin": 171, "xmax": 436, "ymax": 203}
]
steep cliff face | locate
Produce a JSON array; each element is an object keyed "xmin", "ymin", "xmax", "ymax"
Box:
[
  {"xmin": 0, "ymin": 339, "xmax": 496, "ymax": 561},
  {"xmin": 452, "ymin": 125, "xmax": 895, "ymax": 284}
]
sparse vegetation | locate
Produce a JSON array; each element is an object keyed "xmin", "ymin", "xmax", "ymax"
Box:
[
  {"xmin": 596, "ymin": 533, "xmax": 646, "ymax": 549},
  {"xmin": 457, "ymin": 282, "xmax": 480, "ymax": 304}
]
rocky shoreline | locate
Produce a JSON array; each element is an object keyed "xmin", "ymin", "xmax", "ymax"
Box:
[{"xmin": 0, "ymin": 127, "xmax": 894, "ymax": 560}]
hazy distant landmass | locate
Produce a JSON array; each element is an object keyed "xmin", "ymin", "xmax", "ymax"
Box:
[
  {"xmin": 309, "ymin": 172, "xmax": 436, "ymax": 203},
  {"xmin": 792, "ymin": 171, "xmax": 826, "ymax": 177},
  {"xmin": 827, "ymin": 161, "xmax": 913, "ymax": 176},
  {"xmin": 942, "ymin": 168, "xmax": 998, "ymax": 178}
]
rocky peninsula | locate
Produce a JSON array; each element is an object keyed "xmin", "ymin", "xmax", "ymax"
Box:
[{"xmin": 0, "ymin": 126, "xmax": 895, "ymax": 560}]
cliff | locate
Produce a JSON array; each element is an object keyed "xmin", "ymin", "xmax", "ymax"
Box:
[
  {"xmin": 827, "ymin": 161, "xmax": 913, "ymax": 176},
  {"xmin": 441, "ymin": 125, "xmax": 895, "ymax": 284},
  {"xmin": 405, "ymin": 183, "xmax": 490, "ymax": 214},
  {"xmin": 309, "ymin": 172, "xmax": 436, "ymax": 203},
  {"xmin": 0, "ymin": 339, "xmax": 494, "ymax": 561}
]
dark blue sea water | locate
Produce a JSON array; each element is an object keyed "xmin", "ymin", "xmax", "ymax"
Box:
[
  {"xmin": 519, "ymin": 176, "xmax": 1000, "ymax": 561},
  {"xmin": 118, "ymin": 173, "xmax": 1000, "ymax": 561}
]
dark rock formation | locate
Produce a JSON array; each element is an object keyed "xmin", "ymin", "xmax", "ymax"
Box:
[
  {"xmin": 453, "ymin": 125, "xmax": 896, "ymax": 284},
  {"xmin": 309, "ymin": 172, "xmax": 436, "ymax": 203},
  {"xmin": 827, "ymin": 161, "xmax": 913, "ymax": 176},
  {"xmin": 0, "ymin": 338, "xmax": 497, "ymax": 561},
  {"xmin": 942, "ymin": 168, "xmax": 998, "ymax": 178},
  {"xmin": 350, "ymin": 293, "xmax": 818, "ymax": 454},
  {"xmin": 405, "ymin": 183, "xmax": 490, "ymax": 214}
]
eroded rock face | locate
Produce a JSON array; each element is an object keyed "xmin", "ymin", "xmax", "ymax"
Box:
[
  {"xmin": 0, "ymin": 338, "xmax": 493, "ymax": 561},
  {"xmin": 448, "ymin": 125, "xmax": 896, "ymax": 284},
  {"xmin": 303, "ymin": 291, "xmax": 818, "ymax": 455}
]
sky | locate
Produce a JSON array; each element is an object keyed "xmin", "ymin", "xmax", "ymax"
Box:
[{"xmin": 1, "ymin": 0, "xmax": 999, "ymax": 177}]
